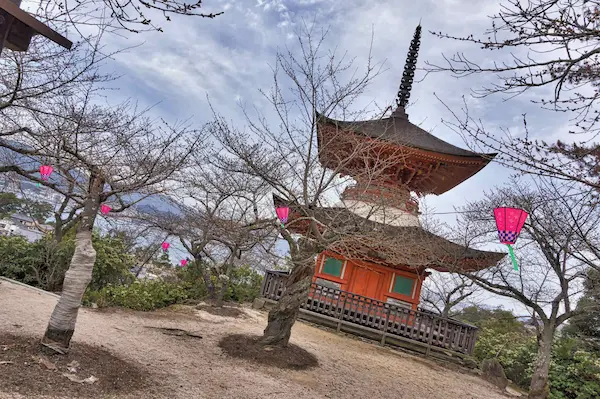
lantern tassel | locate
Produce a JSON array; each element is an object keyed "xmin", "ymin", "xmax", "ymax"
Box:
[{"xmin": 507, "ymin": 244, "xmax": 519, "ymax": 271}]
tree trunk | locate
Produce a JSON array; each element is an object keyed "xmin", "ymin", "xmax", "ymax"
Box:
[
  {"xmin": 442, "ymin": 305, "xmax": 451, "ymax": 318},
  {"xmin": 203, "ymin": 272, "xmax": 216, "ymax": 300},
  {"xmin": 54, "ymin": 218, "xmax": 64, "ymax": 243},
  {"xmin": 261, "ymin": 241, "xmax": 317, "ymax": 346},
  {"xmin": 215, "ymin": 257, "xmax": 233, "ymax": 307},
  {"xmin": 215, "ymin": 278, "xmax": 228, "ymax": 307},
  {"xmin": 41, "ymin": 176, "xmax": 102, "ymax": 354},
  {"xmin": 528, "ymin": 325, "xmax": 555, "ymax": 399}
]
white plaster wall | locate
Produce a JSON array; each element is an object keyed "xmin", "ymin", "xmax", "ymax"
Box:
[{"xmin": 336, "ymin": 199, "xmax": 421, "ymax": 227}]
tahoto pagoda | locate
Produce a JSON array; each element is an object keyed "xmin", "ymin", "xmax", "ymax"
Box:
[{"xmin": 275, "ymin": 25, "xmax": 504, "ymax": 312}]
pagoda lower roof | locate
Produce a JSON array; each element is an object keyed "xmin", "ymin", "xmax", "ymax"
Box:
[
  {"xmin": 316, "ymin": 108, "xmax": 496, "ymax": 160},
  {"xmin": 274, "ymin": 194, "xmax": 505, "ymax": 272}
]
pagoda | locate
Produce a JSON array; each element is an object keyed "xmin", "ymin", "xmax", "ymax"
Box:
[{"xmin": 275, "ymin": 25, "xmax": 504, "ymax": 311}]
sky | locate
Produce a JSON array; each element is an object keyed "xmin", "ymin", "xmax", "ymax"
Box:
[
  {"xmin": 25, "ymin": 0, "xmax": 584, "ymax": 315},
  {"xmin": 84, "ymin": 0, "xmax": 570, "ymax": 219}
]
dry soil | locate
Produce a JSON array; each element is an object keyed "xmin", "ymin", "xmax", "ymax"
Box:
[{"xmin": 0, "ymin": 280, "xmax": 509, "ymax": 399}]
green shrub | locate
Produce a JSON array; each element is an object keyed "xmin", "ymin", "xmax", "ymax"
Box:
[
  {"xmin": 225, "ymin": 265, "xmax": 263, "ymax": 303},
  {"xmin": 548, "ymin": 338, "xmax": 600, "ymax": 399},
  {"xmin": 89, "ymin": 232, "xmax": 135, "ymax": 290},
  {"xmin": 175, "ymin": 260, "xmax": 209, "ymax": 299},
  {"xmin": 473, "ymin": 326, "xmax": 537, "ymax": 388},
  {"xmin": 84, "ymin": 280, "xmax": 190, "ymax": 311},
  {"xmin": 470, "ymin": 315, "xmax": 600, "ymax": 397},
  {"xmin": 0, "ymin": 230, "xmax": 135, "ymax": 292},
  {"xmin": 0, "ymin": 235, "xmax": 40, "ymax": 286}
]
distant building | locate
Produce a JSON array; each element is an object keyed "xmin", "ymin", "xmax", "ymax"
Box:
[
  {"xmin": 10, "ymin": 213, "xmax": 36, "ymax": 228},
  {"xmin": 0, "ymin": 214, "xmax": 52, "ymax": 243},
  {"xmin": 131, "ymin": 263, "xmax": 178, "ymax": 281}
]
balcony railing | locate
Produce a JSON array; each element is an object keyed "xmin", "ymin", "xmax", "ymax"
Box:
[{"xmin": 260, "ymin": 270, "xmax": 478, "ymax": 355}]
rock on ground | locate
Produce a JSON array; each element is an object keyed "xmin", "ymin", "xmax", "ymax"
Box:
[{"xmin": 481, "ymin": 358, "xmax": 509, "ymax": 390}]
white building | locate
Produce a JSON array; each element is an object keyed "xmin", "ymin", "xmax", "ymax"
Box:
[{"xmin": 0, "ymin": 214, "xmax": 53, "ymax": 242}]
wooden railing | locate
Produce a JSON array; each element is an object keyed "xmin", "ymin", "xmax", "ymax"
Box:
[{"xmin": 260, "ymin": 270, "xmax": 478, "ymax": 355}]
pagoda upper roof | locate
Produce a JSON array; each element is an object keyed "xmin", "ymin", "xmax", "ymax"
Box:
[
  {"xmin": 317, "ymin": 107, "xmax": 496, "ymax": 160},
  {"xmin": 274, "ymin": 194, "xmax": 505, "ymax": 272}
]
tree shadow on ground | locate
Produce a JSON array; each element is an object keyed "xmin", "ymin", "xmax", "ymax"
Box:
[
  {"xmin": 0, "ymin": 333, "xmax": 152, "ymax": 398},
  {"xmin": 218, "ymin": 334, "xmax": 319, "ymax": 370}
]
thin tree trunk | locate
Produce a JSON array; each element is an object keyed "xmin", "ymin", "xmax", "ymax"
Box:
[
  {"xmin": 215, "ymin": 278, "xmax": 228, "ymax": 307},
  {"xmin": 528, "ymin": 325, "xmax": 555, "ymax": 399},
  {"xmin": 54, "ymin": 219, "xmax": 63, "ymax": 242},
  {"xmin": 41, "ymin": 176, "xmax": 102, "ymax": 354},
  {"xmin": 202, "ymin": 271, "xmax": 216, "ymax": 300},
  {"xmin": 261, "ymin": 242, "xmax": 316, "ymax": 346},
  {"xmin": 215, "ymin": 255, "xmax": 234, "ymax": 307},
  {"xmin": 442, "ymin": 305, "xmax": 451, "ymax": 318}
]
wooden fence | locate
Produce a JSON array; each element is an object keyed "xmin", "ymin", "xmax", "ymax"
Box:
[{"xmin": 260, "ymin": 270, "xmax": 478, "ymax": 355}]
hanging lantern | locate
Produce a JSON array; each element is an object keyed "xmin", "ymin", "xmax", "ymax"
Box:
[
  {"xmin": 180, "ymin": 259, "xmax": 188, "ymax": 267},
  {"xmin": 161, "ymin": 242, "xmax": 170, "ymax": 252},
  {"xmin": 493, "ymin": 207, "xmax": 529, "ymax": 271},
  {"xmin": 100, "ymin": 204, "xmax": 111, "ymax": 215},
  {"xmin": 39, "ymin": 165, "xmax": 53, "ymax": 181},
  {"xmin": 275, "ymin": 206, "xmax": 289, "ymax": 228}
]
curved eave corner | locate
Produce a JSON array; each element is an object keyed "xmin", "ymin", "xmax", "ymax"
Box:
[{"xmin": 316, "ymin": 111, "xmax": 499, "ymax": 164}]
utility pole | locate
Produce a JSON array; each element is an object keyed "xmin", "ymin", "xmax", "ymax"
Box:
[{"xmin": 0, "ymin": 0, "xmax": 72, "ymax": 56}]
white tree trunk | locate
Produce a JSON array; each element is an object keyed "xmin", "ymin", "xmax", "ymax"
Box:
[
  {"xmin": 41, "ymin": 229, "xmax": 96, "ymax": 353},
  {"xmin": 42, "ymin": 175, "xmax": 102, "ymax": 353}
]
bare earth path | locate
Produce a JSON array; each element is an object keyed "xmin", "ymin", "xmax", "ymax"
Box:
[{"xmin": 0, "ymin": 280, "xmax": 508, "ymax": 399}]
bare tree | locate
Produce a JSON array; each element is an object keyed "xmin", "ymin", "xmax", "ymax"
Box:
[
  {"xmin": 0, "ymin": 80, "xmax": 203, "ymax": 352},
  {"xmin": 420, "ymin": 272, "xmax": 481, "ymax": 318},
  {"xmin": 425, "ymin": 0, "xmax": 600, "ymax": 191},
  {"xmin": 209, "ymin": 24, "xmax": 494, "ymax": 347},
  {"xmin": 418, "ymin": 202, "xmax": 483, "ymax": 317},
  {"xmin": 136, "ymin": 159, "xmax": 277, "ymax": 305},
  {"xmin": 455, "ymin": 177, "xmax": 600, "ymax": 399},
  {"xmin": 0, "ymin": 29, "xmax": 115, "ymax": 128},
  {"xmin": 0, "ymin": 26, "xmax": 136, "ymax": 244},
  {"xmin": 31, "ymin": 0, "xmax": 222, "ymax": 36}
]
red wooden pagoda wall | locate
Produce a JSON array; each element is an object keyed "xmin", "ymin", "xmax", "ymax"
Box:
[{"xmin": 312, "ymin": 251, "xmax": 427, "ymax": 310}]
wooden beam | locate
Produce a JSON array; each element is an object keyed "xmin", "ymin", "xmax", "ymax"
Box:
[
  {"xmin": 0, "ymin": 6, "xmax": 15, "ymax": 54},
  {"xmin": 5, "ymin": 18, "xmax": 34, "ymax": 51},
  {"xmin": 0, "ymin": 0, "xmax": 72, "ymax": 50}
]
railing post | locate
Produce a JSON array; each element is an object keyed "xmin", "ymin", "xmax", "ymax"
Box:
[
  {"xmin": 468, "ymin": 328, "xmax": 479, "ymax": 354},
  {"xmin": 337, "ymin": 293, "xmax": 347, "ymax": 332},
  {"xmin": 259, "ymin": 271, "xmax": 269, "ymax": 298},
  {"xmin": 380, "ymin": 305, "xmax": 390, "ymax": 346},
  {"xmin": 425, "ymin": 315, "xmax": 434, "ymax": 357}
]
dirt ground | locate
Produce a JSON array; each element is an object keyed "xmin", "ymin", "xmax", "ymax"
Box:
[{"xmin": 0, "ymin": 280, "xmax": 510, "ymax": 399}]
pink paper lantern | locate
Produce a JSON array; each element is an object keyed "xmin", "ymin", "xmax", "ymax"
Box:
[
  {"xmin": 161, "ymin": 242, "xmax": 170, "ymax": 252},
  {"xmin": 39, "ymin": 165, "xmax": 53, "ymax": 181},
  {"xmin": 100, "ymin": 204, "xmax": 111, "ymax": 215},
  {"xmin": 275, "ymin": 206, "xmax": 289, "ymax": 227},
  {"xmin": 180, "ymin": 259, "xmax": 188, "ymax": 267},
  {"xmin": 493, "ymin": 207, "xmax": 529, "ymax": 271}
]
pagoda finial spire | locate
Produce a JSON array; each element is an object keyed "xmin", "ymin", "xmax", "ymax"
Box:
[{"xmin": 396, "ymin": 24, "xmax": 422, "ymax": 108}]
